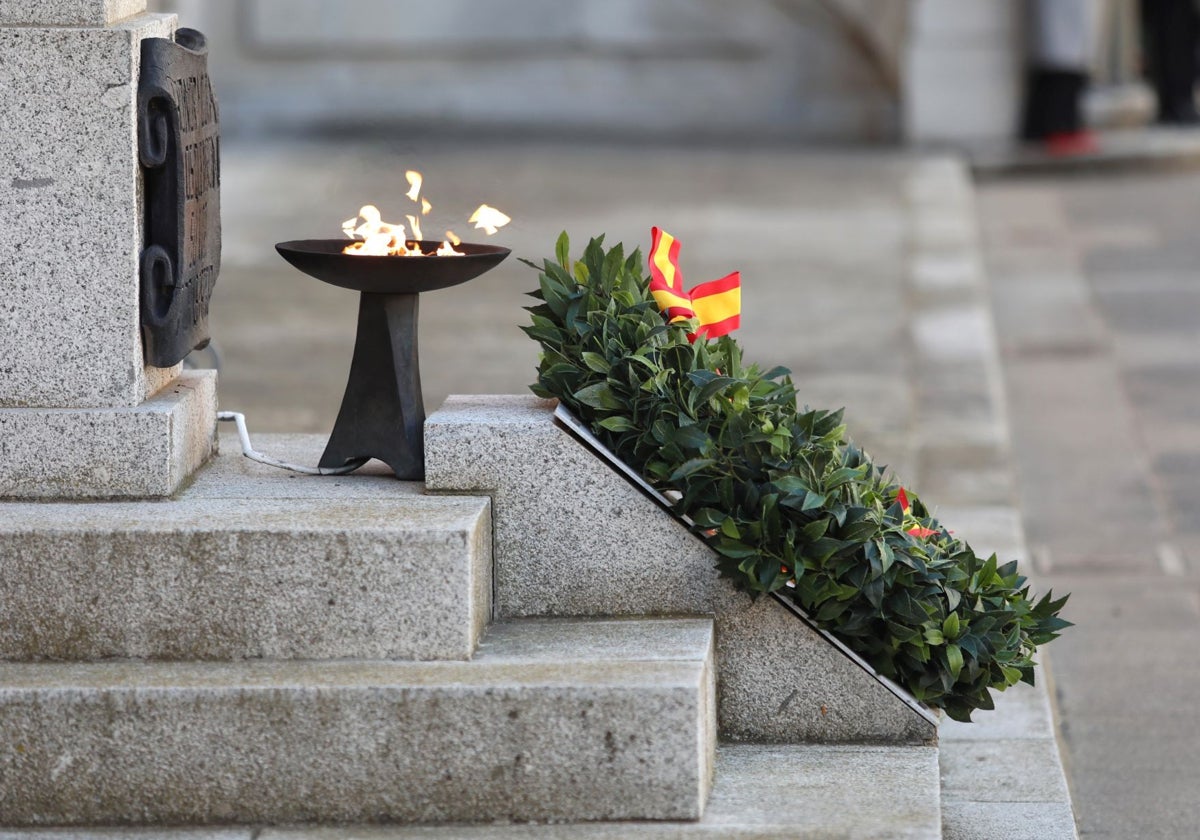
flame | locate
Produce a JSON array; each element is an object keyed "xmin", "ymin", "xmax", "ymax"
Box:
[
  {"xmin": 342, "ymin": 174, "xmax": 508, "ymax": 256},
  {"xmin": 469, "ymin": 204, "xmax": 511, "ymax": 236},
  {"xmin": 342, "ymin": 204, "xmax": 420, "ymax": 256},
  {"xmin": 406, "ymin": 214, "xmax": 423, "ymax": 242},
  {"xmin": 405, "ymin": 171, "xmax": 422, "ymax": 202},
  {"xmin": 342, "ymin": 204, "xmax": 380, "ymax": 238},
  {"xmin": 341, "ymin": 206, "xmax": 463, "ymax": 256}
]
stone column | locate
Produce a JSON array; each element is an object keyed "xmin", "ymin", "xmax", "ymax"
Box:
[
  {"xmin": 0, "ymin": 0, "xmax": 217, "ymax": 498},
  {"xmin": 902, "ymin": 0, "xmax": 1024, "ymax": 144}
]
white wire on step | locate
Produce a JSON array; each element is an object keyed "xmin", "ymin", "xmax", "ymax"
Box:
[{"xmin": 216, "ymin": 411, "xmax": 364, "ymax": 476}]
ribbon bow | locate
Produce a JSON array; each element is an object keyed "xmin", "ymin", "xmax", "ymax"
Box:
[{"xmin": 648, "ymin": 227, "xmax": 741, "ymax": 341}]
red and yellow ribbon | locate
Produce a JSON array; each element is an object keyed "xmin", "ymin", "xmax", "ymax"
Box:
[
  {"xmin": 648, "ymin": 227, "xmax": 741, "ymax": 341},
  {"xmin": 897, "ymin": 487, "xmax": 939, "ymax": 539}
]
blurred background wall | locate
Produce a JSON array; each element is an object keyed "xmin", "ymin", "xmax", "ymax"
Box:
[
  {"xmin": 141, "ymin": 0, "xmax": 976, "ymax": 144},
  {"xmin": 147, "ymin": 0, "xmax": 1146, "ymax": 146}
]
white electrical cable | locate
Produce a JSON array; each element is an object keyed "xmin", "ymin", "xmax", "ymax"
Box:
[{"xmin": 216, "ymin": 411, "xmax": 364, "ymax": 476}]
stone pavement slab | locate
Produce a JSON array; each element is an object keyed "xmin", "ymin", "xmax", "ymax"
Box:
[
  {"xmin": 190, "ymin": 429, "xmax": 424, "ymax": 499},
  {"xmin": 978, "ymin": 167, "xmax": 1200, "ymax": 837},
  {"xmin": 939, "ymin": 802, "xmax": 1078, "ymax": 840},
  {"xmin": 968, "ymin": 125, "xmax": 1200, "ymax": 176}
]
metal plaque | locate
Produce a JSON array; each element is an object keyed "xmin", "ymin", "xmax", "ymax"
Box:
[{"xmin": 137, "ymin": 28, "xmax": 220, "ymax": 368}]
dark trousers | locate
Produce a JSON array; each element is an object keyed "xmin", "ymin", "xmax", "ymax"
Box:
[
  {"xmin": 1022, "ymin": 69, "xmax": 1087, "ymax": 140},
  {"xmin": 1142, "ymin": 0, "xmax": 1199, "ymax": 122}
]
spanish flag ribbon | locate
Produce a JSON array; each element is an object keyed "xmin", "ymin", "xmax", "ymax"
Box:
[
  {"xmin": 897, "ymin": 487, "xmax": 939, "ymax": 539},
  {"xmin": 648, "ymin": 227, "xmax": 741, "ymax": 341}
]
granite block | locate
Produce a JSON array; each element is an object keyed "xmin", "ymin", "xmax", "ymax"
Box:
[
  {"xmin": 939, "ymin": 738, "xmax": 1072, "ymax": 805},
  {"xmin": 424, "ymin": 395, "xmax": 937, "ymax": 744},
  {"xmin": 260, "ymin": 743, "xmax": 941, "ymax": 839},
  {"xmin": 938, "ymin": 681, "xmax": 1057, "ymax": 743},
  {"xmin": 426, "ymin": 396, "xmax": 718, "ymax": 618},
  {"xmin": 906, "ymin": 158, "xmax": 976, "ymax": 206},
  {"xmin": 481, "ymin": 617, "xmax": 717, "ymax": 812},
  {"xmin": 911, "ymin": 304, "xmax": 994, "ymax": 364},
  {"xmin": 0, "ymin": 833, "xmax": 249, "ymax": 840},
  {"xmin": 910, "ymin": 251, "xmax": 985, "ymax": 294},
  {"xmin": 0, "ymin": 369, "xmax": 216, "ymax": 499},
  {"xmin": 0, "ymin": 618, "xmax": 714, "ymax": 825},
  {"xmin": 714, "ymin": 586, "xmax": 936, "ymax": 744},
  {"xmin": 699, "ymin": 744, "xmax": 940, "ymax": 838},
  {"xmin": 913, "ymin": 210, "xmax": 980, "ymax": 253},
  {"xmin": 940, "ymin": 726, "xmax": 1079, "ymax": 838},
  {"xmin": 0, "ymin": 492, "xmax": 491, "ymax": 662},
  {"xmin": 0, "ymin": 13, "xmax": 176, "ymax": 408},
  {"xmin": 0, "ymin": 0, "xmax": 146, "ymax": 26},
  {"xmin": 942, "ymin": 802, "xmax": 1078, "ymax": 840},
  {"xmin": 912, "ymin": 361, "xmax": 1002, "ymax": 431}
]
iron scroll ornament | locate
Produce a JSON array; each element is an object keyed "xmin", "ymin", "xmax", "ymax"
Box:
[{"xmin": 137, "ymin": 28, "xmax": 221, "ymax": 368}]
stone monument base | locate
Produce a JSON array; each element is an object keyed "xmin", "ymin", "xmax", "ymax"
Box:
[{"xmin": 0, "ymin": 370, "xmax": 217, "ymax": 499}]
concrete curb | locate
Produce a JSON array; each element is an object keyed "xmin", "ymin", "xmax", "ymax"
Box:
[{"xmin": 905, "ymin": 158, "xmax": 1079, "ymax": 840}]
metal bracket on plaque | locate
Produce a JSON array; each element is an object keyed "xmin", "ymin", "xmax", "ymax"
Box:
[{"xmin": 137, "ymin": 28, "xmax": 221, "ymax": 369}]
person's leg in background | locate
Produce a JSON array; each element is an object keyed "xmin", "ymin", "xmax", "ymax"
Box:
[{"xmin": 1142, "ymin": 0, "xmax": 1199, "ymax": 123}]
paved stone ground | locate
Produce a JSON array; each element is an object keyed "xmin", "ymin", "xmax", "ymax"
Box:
[
  {"xmin": 977, "ymin": 170, "xmax": 1200, "ymax": 839},
  {"xmin": 968, "ymin": 124, "xmax": 1200, "ymax": 176},
  {"xmin": 209, "ymin": 139, "xmax": 922, "ymax": 470}
]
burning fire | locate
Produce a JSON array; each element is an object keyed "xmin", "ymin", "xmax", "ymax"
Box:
[
  {"xmin": 405, "ymin": 170, "xmax": 422, "ymax": 201},
  {"xmin": 342, "ymin": 169, "xmax": 510, "ymax": 257},
  {"xmin": 468, "ymin": 204, "xmax": 512, "ymax": 236}
]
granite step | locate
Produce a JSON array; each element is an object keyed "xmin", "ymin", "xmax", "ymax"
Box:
[
  {"xmin": 0, "ymin": 745, "xmax": 943, "ymax": 839},
  {"xmin": 0, "ymin": 436, "xmax": 491, "ymax": 662},
  {"xmin": 0, "ymin": 617, "xmax": 715, "ymax": 826},
  {"xmin": 253, "ymin": 743, "xmax": 942, "ymax": 839}
]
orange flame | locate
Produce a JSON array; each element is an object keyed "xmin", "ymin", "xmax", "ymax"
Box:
[
  {"xmin": 405, "ymin": 171, "xmax": 422, "ymax": 202},
  {"xmin": 406, "ymin": 214, "xmax": 423, "ymax": 242},
  {"xmin": 342, "ymin": 204, "xmax": 420, "ymax": 256},
  {"xmin": 342, "ymin": 170, "xmax": 509, "ymax": 257},
  {"xmin": 469, "ymin": 204, "xmax": 511, "ymax": 236}
]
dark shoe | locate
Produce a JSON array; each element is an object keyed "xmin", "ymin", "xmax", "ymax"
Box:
[{"xmin": 1157, "ymin": 102, "xmax": 1200, "ymax": 124}]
